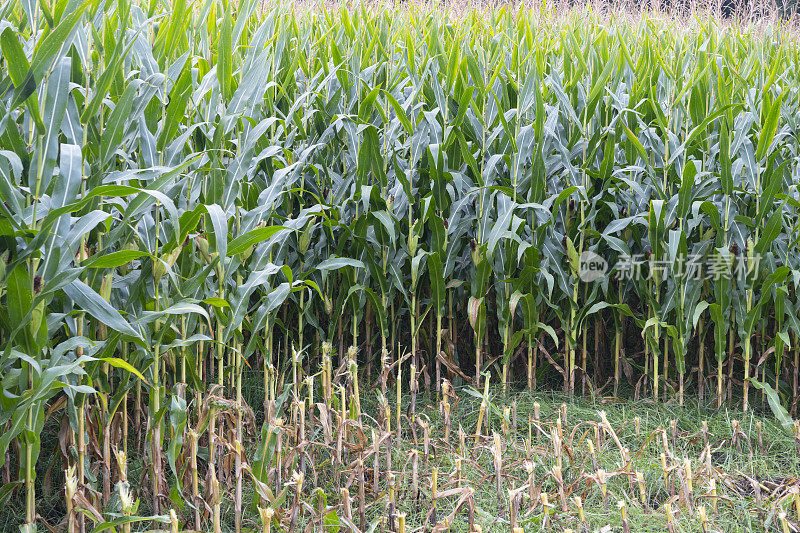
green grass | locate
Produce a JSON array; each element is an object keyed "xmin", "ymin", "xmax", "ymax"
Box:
[
  {"xmin": 365, "ymin": 388, "xmax": 800, "ymax": 532},
  {"xmin": 8, "ymin": 377, "xmax": 797, "ymax": 532}
]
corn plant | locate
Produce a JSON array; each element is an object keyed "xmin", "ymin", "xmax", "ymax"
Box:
[{"xmin": 2, "ymin": 1, "xmax": 800, "ymax": 530}]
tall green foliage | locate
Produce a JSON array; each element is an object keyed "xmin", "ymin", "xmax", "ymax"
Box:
[{"xmin": 1, "ymin": 1, "xmax": 800, "ymax": 529}]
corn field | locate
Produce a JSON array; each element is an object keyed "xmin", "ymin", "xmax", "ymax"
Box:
[{"xmin": 2, "ymin": 0, "xmax": 800, "ymax": 530}]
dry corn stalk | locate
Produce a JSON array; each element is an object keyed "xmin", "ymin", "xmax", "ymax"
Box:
[
  {"xmin": 553, "ymin": 464, "xmax": 568, "ymax": 512},
  {"xmin": 165, "ymin": 509, "xmax": 177, "ymax": 533},
  {"xmin": 475, "ymin": 374, "xmax": 491, "ymax": 444},
  {"xmin": 396, "ymin": 366, "xmax": 403, "ymax": 438},
  {"xmin": 698, "ymin": 505, "xmax": 710, "ymax": 533},
  {"xmin": 709, "ymin": 478, "xmax": 718, "ymax": 514},
  {"xmin": 442, "ymin": 396, "xmax": 452, "ymax": 441},
  {"xmin": 258, "ymin": 507, "xmax": 275, "ymax": 533},
  {"xmin": 493, "ymin": 431, "xmax": 503, "ymax": 498},
  {"xmin": 587, "ymin": 438, "xmax": 599, "ymax": 472},
  {"xmin": 665, "ymin": 502, "xmax": 676, "ymax": 533},
  {"xmin": 340, "ymin": 487, "xmax": 353, "ymax": 523},
  {"xmin": 597, "ymin": 469, "xmax": 608, "ymax": 509},
  {"xmin": 574, "ymin": 496, "xmax": 585, "ymax": 526},
  {"xmin": 599, "ymin": 411, "xmax": 625, "ymax": 461},
  {"xmin": 683, "ymin": 458, "xmax": 694, "ymax": 506},
  {"xmin": 431, "ymin": 466, "xmax": 438, "ymax": 525},
  {"xmin": 525, "ymin": 461, "xmax": 536, "ymax": 503},
  {"xmin": 617, "ymin": 500, "xmax": 630, "ymax": 533},
  {"xmin": 636, "ymin": 471, "xmax": 647, "ymax": 508},
  {"xmin": 541, "ymin": 492, "xmax": 551, "ymax": 529}
]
